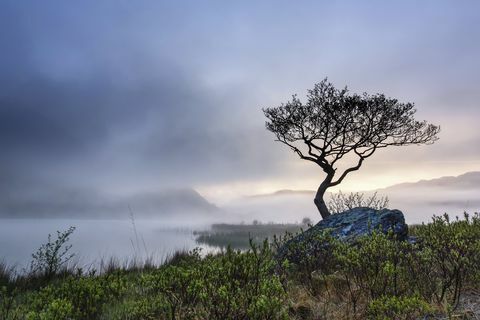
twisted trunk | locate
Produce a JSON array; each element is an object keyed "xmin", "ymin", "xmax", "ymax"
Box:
[{"xmin": 314, "ymin": 172, "xmax": 334, "ymax": 219}]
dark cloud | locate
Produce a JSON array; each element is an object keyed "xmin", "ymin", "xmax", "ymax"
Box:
[{"xmin": 1, "ymin": 0, "xmax": 480, "ymax": 216}]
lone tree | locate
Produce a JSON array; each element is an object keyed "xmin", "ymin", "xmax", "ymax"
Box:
[{"xmin": 263, "ymin": 79, "xmax": 440, "ymax": 219}]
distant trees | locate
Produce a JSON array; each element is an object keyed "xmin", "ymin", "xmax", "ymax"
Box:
[
  {"xmin": 263, "ymin": 79, "xmax": 440, "ymax": 219},
  {"xmin": 301, "ymin": 217, "xmax": 313, "ymax": 226}
]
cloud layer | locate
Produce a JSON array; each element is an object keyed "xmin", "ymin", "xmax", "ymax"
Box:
[{"xmin": 1, "ymin": 0, "xmax": 480, "ymax": 216}]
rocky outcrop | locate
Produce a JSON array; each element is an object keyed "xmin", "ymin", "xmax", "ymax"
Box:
[{"xmin": 277, "ymin": 207, "xmax": 408, "ymax": 262}]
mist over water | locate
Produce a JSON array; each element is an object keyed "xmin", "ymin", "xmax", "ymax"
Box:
[
  {"xmin": 1, "ymin": 172, "xmax": 479, "ymax": 269},
  {"xmin": 0, "ymin": 218, "xmax": 211, "ymax": 271}
]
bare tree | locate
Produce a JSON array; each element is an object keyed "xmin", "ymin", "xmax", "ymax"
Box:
[{"xmin": 263, "ymin": 79, "xmax": 440, "ymax": 219}]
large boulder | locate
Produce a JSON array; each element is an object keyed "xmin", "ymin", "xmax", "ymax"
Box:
[{"xmin": 277, "ymin": 207, "xmax": 408, "ymax": 263}]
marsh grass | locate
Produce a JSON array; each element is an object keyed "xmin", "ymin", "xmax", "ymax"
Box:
[{"xmin": 194, "ymin": 222, "xmax": 306, "ymax": 249}]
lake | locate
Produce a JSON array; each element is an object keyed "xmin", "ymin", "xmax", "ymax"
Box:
[{"xmin": 0, "ymin": 219, "xmax": 214, "ymax": 271}]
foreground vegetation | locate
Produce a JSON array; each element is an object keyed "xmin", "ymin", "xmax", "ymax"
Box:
[{"xmin": 1, "ymin": 213, "xmax": 480, "ymax": 319}]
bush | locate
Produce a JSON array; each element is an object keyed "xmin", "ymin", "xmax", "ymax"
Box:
[
  {"xmin": 367, "ymin": 295, "xmax": 432, "ymax": 320},
  {"xmin": 200, "ymin": 242, "xmax": 286, "ymax": 320},
  {"xmin": 411, "ymin": 213, "xmax": 480, "ymax": 306},
  {"xmin": 140, "ymin": 261, "xmax": 204, "ymax": 319},
  {"xmin": 112, "ymin": 242, "xmax": 287, "ymax": 320},
  {"xmin": 1, "ymin": 285, "xmax": 21, "ymax": 320},
  {"xmin": 106, "ymin": 295, "xmax": 169, "ymax": 320},
  {"xmin": 26, "ymin": 298, "xmax": 74, "ymax": 320},
  {"xmin": 26, "ymin": 273, "xmax": 127, "ymax": 319},
  {"xmin": 274, "ymin": 230, "xmax": 337, "ymax": 293},
  {"xmin": 329, "ymin": 231, "xmax": 414, "ymax": 316}
]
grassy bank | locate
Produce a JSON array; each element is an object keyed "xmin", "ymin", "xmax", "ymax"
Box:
[
  {"xmin": 1, "ymin": 213, "xmax": 480, "ymax": 319},
  {"xmin": 194, "ymin": 222, "xmax": 307, "ymax": 249}
]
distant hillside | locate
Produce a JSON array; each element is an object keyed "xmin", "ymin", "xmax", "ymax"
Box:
[
  {"xmin": 0, "ymin": 187, "xmax": 219, "ymax": 219},
  {"xmin": 249, "ymin": 171, "xmax": 480, "ymax": 198},
  {"xmin": 248, "ymin": 189, "xmax": 315, "ymax": 198},
  {"xmin": 376, "ymin": 172, "xmax": 480, "ymax": 218},
  {"xmin": 123, "ymin": 188, "xmax": 219, "ymax": 217},
  {"xmin": 378, "ymin": 171, "xmax": 480, "ymax": 191},
  {"xmin": 240, "ymin": 172, "xmax": 480, "ymax": 224}
]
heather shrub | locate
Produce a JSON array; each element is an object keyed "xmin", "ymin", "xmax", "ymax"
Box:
[
  {"xmin": 199, "ymin": 241, "xmax": 286, "ymax": 320},
  {"xmin": 411, "ymin": 213, "xmax": 480, "ymax": 306},
  {"xmin": 109, "ymin": 241, "xmax": 287, "ymax": 320},
  {"xmin": 274, "ymin": 230, "xmax": 338, "ymax": 293},
  {"xmin": 367, "ymin": 294, "xmax": 432, "ymax": 320},
  {"xmin": 25, "ymin": 273, "xmax": 127, "ymax": 319}
]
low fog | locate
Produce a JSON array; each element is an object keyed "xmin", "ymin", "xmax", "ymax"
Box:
[
  {"xmin": 1, "ymin": 172, "xmax": 479, "ymax": 226},
  {"xmin": 223, "ymin": 172, "xmax": 480, "ymax": 225}
]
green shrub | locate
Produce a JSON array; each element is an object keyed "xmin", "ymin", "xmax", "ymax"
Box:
[
  {"xmin": 331, "ymin": 231, "xmax": 414, "ymax": 315},
  {"xmin": 367, "ymin": 294, "xmax": 432, "ymax": 320},
  {"xmin": 26, "ymin": 273, "xmax": 126, "ymax": 319},
  {"xmin": 26, "ymin": 298, "xmax": 74, "ymax": 320},
  {"xmin": 413, "ymin": 213, "xmax": 480, "ymax": 306},
  {"xmin": 140, "ymin": 263, "xmax": 204, "ymax": 319},
  {"xmin": 105, "ymin": 295, "xmax": 170, "ymax": 320},
  {"xmin": 200, "ymin": 241, "xmax": 287, "ymax": 320},
  {"xmin": 113, "ymin": 242, "xmax": 287, "ymax": 320},
  {"xmin": 274, "ymin": 229, "xmax": 338, "ymax": 292},
  {"xmin": 1, "ymin": 286, "xmax": 21, "ymax": 320}
]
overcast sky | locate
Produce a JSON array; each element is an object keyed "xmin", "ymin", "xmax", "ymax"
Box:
[{"xmin": 1, "ymin": 0, "xmax": 480, "ymax": 209}]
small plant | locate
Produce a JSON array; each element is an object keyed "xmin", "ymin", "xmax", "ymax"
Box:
[
  {"xmin": 29, "ymin": 226, "xmax": 76, "ymax": 278},
  {"xmin": 328, "ymin": 191, "xmax": 389, "ymax": 214}
]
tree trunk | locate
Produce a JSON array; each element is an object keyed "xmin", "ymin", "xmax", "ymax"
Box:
[
  {"xmin": 314, "ymin": 174, "xmax": 333, "ymax": 219},
  {"xmin": 314, "ymin": 190, "xmax": 330, "ymax": 219}
]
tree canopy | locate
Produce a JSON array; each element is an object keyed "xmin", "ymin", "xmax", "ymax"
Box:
[{"xmin": 263, "ymin": 79, "xmax": 440, "ymax": 218}]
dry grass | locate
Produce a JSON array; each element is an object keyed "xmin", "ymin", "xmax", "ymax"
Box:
[{"xmin": 286, "ymin": 274, "xmax": 369, "ymax": 320}]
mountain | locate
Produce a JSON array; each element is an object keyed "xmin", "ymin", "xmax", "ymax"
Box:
[
  {"xmin": 248, "ymin": 189, "xmax": 315, "ymax": 198},
  {"xmin": 378, "ymin": 171, "xmax": 480, "ymax": 192},
  {"xmin": 121, "ymin": 188, "xmax": 219, "ymax": 217},
  {"xmin": 376, "ymin": 172, "xmax": 480, "ymax": 223},
  {"xmin": 240, "ymin": 171, "xmax": 480, "ymax": 224},
  {"xmin": 0, "ymin": 187, "xmax": 219, "ymax": 219}
]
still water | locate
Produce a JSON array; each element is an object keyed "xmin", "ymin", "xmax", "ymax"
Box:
[{"xmin": 0, "ymin": 219, "xmax": 212, "ymax": 271}]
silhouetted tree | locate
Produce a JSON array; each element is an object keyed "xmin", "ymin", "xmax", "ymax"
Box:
[{"xmin": 263, "ymin": 79, "xmax": 440, "ymax": 219}]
